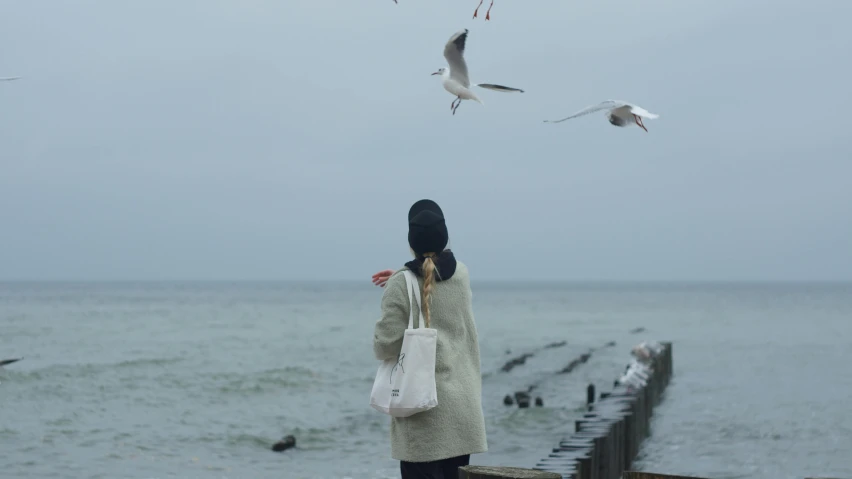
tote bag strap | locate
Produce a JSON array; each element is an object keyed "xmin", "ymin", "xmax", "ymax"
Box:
[
  {"xmin": 403, "ymin": 269, "xmax": 426, "ymax": 329},
  {"xmin": 402, "ymin": 269, "xmax": 415, "ymax": 329}
]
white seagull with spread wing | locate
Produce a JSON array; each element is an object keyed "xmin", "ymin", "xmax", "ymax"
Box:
[
  {"xmin": 544, "ymin": 100, "xmax": 659, "ymax": 132},
  {"xmin": 432, "ymin": 29, "xmax": 525, "ymax": 115}
]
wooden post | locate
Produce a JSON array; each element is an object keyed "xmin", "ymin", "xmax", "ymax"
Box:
[
  {"xmin": 613, "ymin": 417, "xmax": 624, "ymax": 479},
  {"xmin": 577, "ymin": 453, "xmax": 591, "ymax": 479},
  {"xmin": 458, "ymin": 465, "xmax": 562, "ymax": 479},
  {"xmin": 623, "ymin": 472, "xmax": 709, "ymax": 479}
]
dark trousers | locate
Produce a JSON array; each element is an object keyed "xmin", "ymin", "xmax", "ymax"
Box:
[{"xmin": 400, "ymin": 454, "xmax": 470, "ymax": 479}]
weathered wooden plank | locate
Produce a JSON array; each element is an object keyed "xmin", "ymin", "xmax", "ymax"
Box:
[
  {"xmin": 623, "ymin": 470, "xmax": 709, "ymax": 479},
  {"xmin": 458, "ymin": 465, "xmax": 562, "ymax": 479}
]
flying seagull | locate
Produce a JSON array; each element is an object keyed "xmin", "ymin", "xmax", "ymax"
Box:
[
  {"xmin": 0, "ymin": 77, "xmax": 22, "ymax": 82},
  {"xmin": 544, "ymin": 100, "xmax": 659, "ymax": 132},
  {"xmin": 473, "ymin": 0, "xmax": 495, "ymax": 20},
  {"xmin": 432, "ymin": 29, "xmax": 525, "ymax": 115}
]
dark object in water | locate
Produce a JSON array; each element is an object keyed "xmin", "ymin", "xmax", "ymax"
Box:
[
  {"xmin": 501, "ymin": 353, "xmax": 534, "ymax": 372},
  {"xmin": 515, "ymin": 391, "xmax": 531, "ymax": 408},
  {"xmin": 0, "ymin": 358, "xmax": 22, "ymax": 367},
  {"xmin": 500, "ymin": 339, "xmax": 569, "ymax": 373},
  {"xmin": 503, "ymin": 394, "xmax": 514, "ymax": 406},
  {"xmin": 535, "ymin": 397, "xmax": 544, "ymax": 407},
  {"xmin": 271, "ymin": 435, "xmax": 296, "ymax": 452},
  {"xmin": 629, "ymin": 327, "xmax": 646, "ymax": 334},
  {"xmin": 559, "ymin": 352, "xmax": 592, "ymax": 374},
  {"xmin": 586, "ymin": 383, "xmax": 595, "ymax": 405}
]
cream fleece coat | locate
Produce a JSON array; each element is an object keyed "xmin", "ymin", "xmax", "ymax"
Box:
[{"xmin": 372, "ymin": 261, "xmax": 488, "ymax": 463}]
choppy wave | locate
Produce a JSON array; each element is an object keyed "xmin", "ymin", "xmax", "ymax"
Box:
[{"xmin": 7, "ymin": 356, "xmax": 186, "ymax": 381}]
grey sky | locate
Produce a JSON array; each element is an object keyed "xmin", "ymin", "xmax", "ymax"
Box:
[{"xmin": 1, "ymin": 0, "xmax": 850, "ymax": 281}]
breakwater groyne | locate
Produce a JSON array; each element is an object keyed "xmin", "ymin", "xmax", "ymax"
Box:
[
  {"xmin": 532, "ymin": 341, "xmax": 674, "ymax": 479},
  {"xmin": 458, "ymin": 341, "xmax": 674, "ymax": 479}
]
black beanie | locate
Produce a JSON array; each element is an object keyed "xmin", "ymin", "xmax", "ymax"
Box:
[
  {"xmin": 408, "ymin": 199, "xmax": 444, "ymax": 222},
  {"xmin": 407, "ymin": 200, "xmax": 449, "ymax": 257}
]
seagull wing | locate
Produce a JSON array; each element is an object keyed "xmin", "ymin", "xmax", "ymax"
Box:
[
  {"xmin": 474, "ymin": 83, "xmax": 525, "ymax": 93},
  {"xmin": 443, "ymin": 29, "xmax": 471, "ymax": 88},
  {"xmin": 543, "ymin": 100, "xmax": 627, "ymax": 123},
  {"xmin": 0, "ymin": 77, "xmax": 22, "ymax": 81},
  {"xmin": 625, "ymin": 103, "xmax": 659, "ymax": 119}
]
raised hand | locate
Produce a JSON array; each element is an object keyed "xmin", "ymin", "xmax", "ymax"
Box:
[{"xmin": 371, "ymin": 269, "xmax": 396, "ymax": 288}]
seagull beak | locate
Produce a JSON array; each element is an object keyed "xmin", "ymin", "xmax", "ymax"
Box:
[{"xmin": 431, "ymin": 71, "xmax": 440, "ymax": 76}]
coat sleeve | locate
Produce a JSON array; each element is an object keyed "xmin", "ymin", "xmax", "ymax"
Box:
[{"xmin": 373, "ymin": 271, "xmax": 410, "ymax": 361}]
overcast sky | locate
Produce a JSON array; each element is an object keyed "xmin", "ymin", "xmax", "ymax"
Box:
[{"xmin": 1, "ymin": 0, "xmax": 850, "ymax": 282}]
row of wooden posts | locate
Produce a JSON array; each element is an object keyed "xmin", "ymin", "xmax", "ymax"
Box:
[
  {"xmin": 460, "ymin": 342, "xmax": 674, "ymax": 479},
  {"xmin": 626, "ymin": 472, "xmax": 847, "ymax": 479}
]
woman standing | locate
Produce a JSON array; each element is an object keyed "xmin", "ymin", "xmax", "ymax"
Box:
[{"xmin": 372, "ymin": 199, "xmax": 488, "ymax": 478}]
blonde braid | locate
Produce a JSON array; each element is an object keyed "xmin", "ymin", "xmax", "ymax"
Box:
[{"xmin": 421, "ymin": 253, "xmax": 437, "ymax": 328}]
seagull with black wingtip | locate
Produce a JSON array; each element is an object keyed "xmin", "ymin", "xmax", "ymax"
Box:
[{"xmin": 432, "ymin": 29, "xmax": 525, "ymax": 115}]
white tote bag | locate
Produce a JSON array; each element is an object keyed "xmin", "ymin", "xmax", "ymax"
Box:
[{"xmin": 369, "ymin": 270, "xmax": 439, "ymax": 418}]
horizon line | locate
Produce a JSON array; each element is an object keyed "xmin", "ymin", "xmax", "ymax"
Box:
[{"xmin": 1, "ymin": 278, "xmax": 851, "ymax": 284}]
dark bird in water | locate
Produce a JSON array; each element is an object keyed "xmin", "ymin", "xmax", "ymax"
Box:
[
  {"xmin": 0, "ymin": 358, "xmax": 22, "ymax": 367},
  {"xmin": 271, "ymin": 435, "xmax": 296, "ymax": 452}
]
